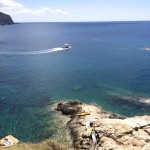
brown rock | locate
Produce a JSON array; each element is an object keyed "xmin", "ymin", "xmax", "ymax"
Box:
[
  {"xmin": 56, "ymin": 101, "xmax": 82, "ymax": 115},
  {"xmin": 141, "ymin": 143, "xmax": 150, "ymax": 150},
  {"xmin": 82, "ymin": 132, "xmax": 89, "ymax": 138},
  {"xmin": 55, "ymin": 101, "xmax": 150, "ymax": 150}
]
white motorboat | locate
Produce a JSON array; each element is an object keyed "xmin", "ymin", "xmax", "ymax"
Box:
[
  {"xmin": 62, "ymin": 44, "xmax": 71, "ymax": 49},
  {"xmin": 145, "ymin": 47, "xmax": 150, "ymax": 51}
]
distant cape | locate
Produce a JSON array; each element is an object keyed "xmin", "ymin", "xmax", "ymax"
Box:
[{"xmin": 0, "ymin": 12, "xmax": 14, "ymax": 26}]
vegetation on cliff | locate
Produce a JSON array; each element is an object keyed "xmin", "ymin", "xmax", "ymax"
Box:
[{"xmin": 0, "ymin": 140, "xmax": 68, "ymax": 150}]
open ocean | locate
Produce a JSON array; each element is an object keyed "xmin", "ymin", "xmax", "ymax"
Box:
[{"xmin": 0, "ymin": 21, "xmax": 150, "ymax": 142}]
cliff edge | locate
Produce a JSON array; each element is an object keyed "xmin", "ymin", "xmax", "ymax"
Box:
[
  {"xmin": 0, "ymin": 12, "xmax": 14, "ymax": 26},
  {"xmin": 55, "ymin": 101, "xmax": 150, "ymax": 150}
]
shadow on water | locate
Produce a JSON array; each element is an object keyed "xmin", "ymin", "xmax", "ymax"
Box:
[
  {"xmin": 108, "ymin": 95, "xmax": 150, "ymax": 117},
  {"xmin": 92, "ymin": 81, "xmax": 150, "ymax": 117},
  {"xmin": 94, "ymin": 81, "xmax": 118, "ymax": 93}
]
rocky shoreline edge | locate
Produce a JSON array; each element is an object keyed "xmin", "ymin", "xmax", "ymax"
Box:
[{"xmin": 54, "ymin": 101, "xmax": 150, "ymax": 150}]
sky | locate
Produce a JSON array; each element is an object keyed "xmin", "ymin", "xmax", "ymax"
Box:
[{"xmin": 0, "ymin": 0, "xmax": 150, "ymax": 22}]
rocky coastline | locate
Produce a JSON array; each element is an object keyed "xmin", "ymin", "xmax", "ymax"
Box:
[
  {"xmin": 55, "ymin": 101, "xmax": 150, "ymax": 150},
  {"xmin": 0, "ymin": 12, "xmax": 14, "ymax": 26}
]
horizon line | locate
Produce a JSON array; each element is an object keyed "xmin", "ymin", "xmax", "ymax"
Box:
[{"xmin": 15, "ymin": 20, "xmax": 150, "ymax": 23}]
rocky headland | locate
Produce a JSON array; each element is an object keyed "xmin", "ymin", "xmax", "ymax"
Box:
[
  {"xmin": 0, "ymin": 12, "xmax": 14, "ymax": 26},
  {"xmin": 55, "ymin": 101, "xmax": 150, "ymax": 150}
]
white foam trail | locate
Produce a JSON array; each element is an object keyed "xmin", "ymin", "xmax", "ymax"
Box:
[
  {"xmin": 143, "ymin": 47, "xmax": 150, "ymax": 51},
  {"xmin": 0, "ymin": 47, "xmax": 68, "ymax": 55},
  {"xmin": 138, "ymin": 98, "xmax": 150, "ymax": 105}
]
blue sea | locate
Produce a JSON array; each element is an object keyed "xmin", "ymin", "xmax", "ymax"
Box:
[{"xmin": 0, "ymin": 21, "xmax": 150, "ymax": 142}]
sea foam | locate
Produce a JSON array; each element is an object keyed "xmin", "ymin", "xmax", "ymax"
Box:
[
  {"xmin": 0, "ymin": 47, "xmax": 68, "ymax": 55},
  {"xmin": 144, "ymin": 47, "xmax": 150, "ymax": 51}
]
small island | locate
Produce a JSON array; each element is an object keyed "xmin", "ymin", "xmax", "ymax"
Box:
[{"xmin": 0, "ymin": 12, "xmax": 14, "ymax": 26}]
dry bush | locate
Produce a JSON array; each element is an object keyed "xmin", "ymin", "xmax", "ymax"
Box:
[{"xmin": 0, "ymin": 140, "xmax": 69, "ymax": 150}]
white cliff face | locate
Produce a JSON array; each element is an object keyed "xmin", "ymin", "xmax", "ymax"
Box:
[
  {"xmin": 55, "ymin": 101, "xmax": 150, "ymax": 150},
  {"xmin": 0, "ymin": 12, "xmax": 14, "ymax": 26}
]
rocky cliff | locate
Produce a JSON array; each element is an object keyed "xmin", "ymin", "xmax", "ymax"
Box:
[
  {"xmin": 55, "ymin": 101, "xmax": 150, "ymax": 150},
  {"xmin": 0, "ymin": 12, "xmax": 14, "ymax": 26}
]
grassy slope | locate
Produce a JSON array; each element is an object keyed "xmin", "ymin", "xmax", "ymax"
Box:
[{"xmin": 0, "ymin": 140, "xmax": 68, "ymax": 150}]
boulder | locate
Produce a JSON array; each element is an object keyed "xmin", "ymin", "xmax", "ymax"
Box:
[{"xmin": 56, "ymin": 101, "xmax": 82, "ymax": 115}]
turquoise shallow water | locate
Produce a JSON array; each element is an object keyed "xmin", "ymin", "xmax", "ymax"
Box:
[{"xmin": 0, "ymin": 22, "xmax": 150, "ymax": 142}]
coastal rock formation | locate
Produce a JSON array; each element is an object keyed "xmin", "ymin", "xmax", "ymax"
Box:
[
  {"xmin": 55, "ymin": 101, "xmax": 150, "ymax": 150},
  {"xmin": 0, "ymin": 12, "xmax": 14, "ymax": 26},
  {"xmin": 56, "ymin": 101, "xmax": 82, "ymax": 115}
]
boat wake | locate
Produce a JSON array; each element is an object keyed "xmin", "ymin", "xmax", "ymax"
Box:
[
  {"xmin": 143, "ymin": 47, "xmax": 150, "ymax": 51},
  {"xmin": 0, "ymin": 47, "xmax": 68, "ymax": 55}
]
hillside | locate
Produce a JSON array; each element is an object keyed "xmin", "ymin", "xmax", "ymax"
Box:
[{"xmin": 0, "ymin": 12, "xmax": 14, "ymax": 26}]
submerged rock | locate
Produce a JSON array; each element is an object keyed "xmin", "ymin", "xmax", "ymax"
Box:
[
  {"xmin": 55, "ymin": 101, "xmax": 150, "ymax": 150},
  {"xmin": 0, "ymin": 12, "xmax": 14, "ymax": 26},
  {"xmin": 71, "ymin": 84, "xmax": 82, "ymax": 92}
]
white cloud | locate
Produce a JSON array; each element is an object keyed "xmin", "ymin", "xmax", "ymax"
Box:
[
  {"xmin": 54, "ymin": 9, "xmax": 69, "ymax": 15},
  {"xmin": 0, "ymin": 0, "xmax": 69, "ymax": 21},
  {"xmin": 0, "ymin": 0, "xmax": 23, "ymax": 11}
]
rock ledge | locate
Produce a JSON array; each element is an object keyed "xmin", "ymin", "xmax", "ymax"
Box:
[{"xmin": 56, "ymin": 101, "xmax": 150, "ymax": 150}]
